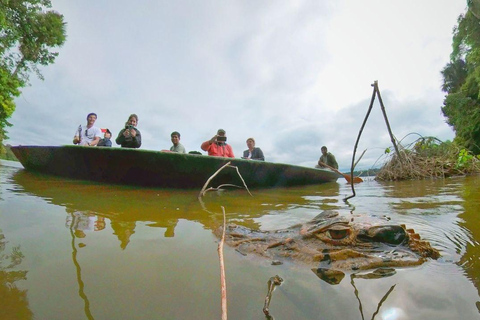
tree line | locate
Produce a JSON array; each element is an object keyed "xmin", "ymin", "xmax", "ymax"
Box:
[
  {"xmin": 441, "ymin": 0, "xmax": 480, "ymax": 155},
  {"xmin": 1, "ymin": 1, "xmax": 479, "ymax": 165},
  {"xmin": 0, "ymin": 0, "xmax": 66, "ymax": 154}
]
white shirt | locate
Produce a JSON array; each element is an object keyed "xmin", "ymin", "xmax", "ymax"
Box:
[{"xmin": 74, "ymin": 125, "xmax": 102, "ymax": 146}]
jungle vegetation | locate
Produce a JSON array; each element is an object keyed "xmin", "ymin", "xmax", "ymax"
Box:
[
  {"xmin": 376, "ymin": 2, "xmax": 480, "ymax": 181},
  {"xmin": 0, "ymin": 0, "xmax": 66, "ymax": 154},
  {"xmin": 441, "ymin": 1, "xmax": 480, "ymax": 155}
]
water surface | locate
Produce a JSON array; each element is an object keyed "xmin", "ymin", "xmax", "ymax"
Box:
[{"xmin": 1, "ymin": 160, "xmax": 479, "ymax": 319}]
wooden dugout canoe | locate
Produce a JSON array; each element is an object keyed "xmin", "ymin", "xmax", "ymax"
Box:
[{"xmin": 10, "ymin": 145, "xmax": 340, "ymax": 189}]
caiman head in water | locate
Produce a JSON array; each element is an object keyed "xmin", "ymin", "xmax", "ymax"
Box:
[{"xmin": 215, "ymin": 210, "xmax": 440, "ymax": 284}]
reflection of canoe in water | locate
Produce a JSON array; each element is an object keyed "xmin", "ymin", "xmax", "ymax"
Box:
[{"xmin": 11, "ymin": 145, "xmax": 340, "ymax": 189}]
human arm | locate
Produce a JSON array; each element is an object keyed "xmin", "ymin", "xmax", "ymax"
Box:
[
  {"xmin": 89, "ymin": 136, "xmax": 100, "ymax": 146},
  {"xmin": 253, "ymin": 148, "xmax": 265, "ymax": 161},
  {"xmin": 115, "ymin": 129, "xmax": 126, "ymax": 146},
  {"xmin": 87, "ymin": 127, "xmax": 103, "ymax": 146},
  {"xmin": 226, "ymin": 145, "xmax": 235, "ymax": 158},
  {"xmin": 328, "ymin": 153, "xmax": 338, "ymax": 169},
  {"xmin": 132, "ymin": 130, "xmax": 142, "ymax": 148},
  {"xmin": 119, "ymin": 129, "xmax": 142, "ymax": 148},
  {"xmin": 318, "ymin": 155, "xmax": 326, "ymax": 167},
  {"xmin": 201, "ymin": 135, "xmax": 218, "ymax": 151},
  {"xmin": 201, "ymin": 136, "xmax": 216, "ymax": 151},
  {"xmin": 73, "ymin": 125, "xmax": 82, "ymax": 144}
]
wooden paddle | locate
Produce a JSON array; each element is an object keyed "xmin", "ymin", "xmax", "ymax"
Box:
[{"xmin": 319, "ymin": 162, "xmax": 363, "ymax": 184}]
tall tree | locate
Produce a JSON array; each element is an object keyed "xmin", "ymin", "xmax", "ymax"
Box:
[
  {"xmin": 441, "ymin": 1, "xmax": 480, "ymax": 154},
  {"xmin": 0, "ymin": 0, "xmax": 66, "ymax": 153}
]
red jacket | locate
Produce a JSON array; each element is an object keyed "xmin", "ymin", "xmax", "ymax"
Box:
[{"xmin": 201, "ymin": 141, "xmax": 235, "ymax": 158}]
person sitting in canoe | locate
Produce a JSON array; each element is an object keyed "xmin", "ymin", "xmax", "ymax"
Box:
[
  {"xmin": 169, "ymin": 131, "xmax": 186, "ymax": 153},
  {"xmin": 242, "ymin": 137, "xmax": 265, "ymax": 161},
  {"xmin": 317, "ymin": 146, "xmax": 338, "ymax": 169},
  {"xmin": 73, "ymin": 112, "xmax": 102, "ymax": 146},
  {"xmin": 116, "ymin": 114, "xmax": 142, "ymax": 148},
  {"xmin": 97, "ymin": 129, "xmax": 112, "ymax": 147},
  {"xmin": 201, "ymin": 128, "xmax": 234, "ymax": 158}
]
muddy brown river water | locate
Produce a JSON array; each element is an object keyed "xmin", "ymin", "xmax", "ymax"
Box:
[{"xmin": 1, "ymin": 160, "xmax": 479, "ymax": 319}]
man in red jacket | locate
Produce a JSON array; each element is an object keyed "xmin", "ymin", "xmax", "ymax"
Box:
[{"xmin": 201, "ymin": 128, "xmax": 235, "ymax": 158}]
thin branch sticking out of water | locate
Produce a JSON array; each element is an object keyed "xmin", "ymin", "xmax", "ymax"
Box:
[
  {"xmin": 218, "ymin": 206, "xmax": 227, "ymax": 320},
  {"xmin": 198, "ymin": 161, "xmax": 253, "ymax": 198}
]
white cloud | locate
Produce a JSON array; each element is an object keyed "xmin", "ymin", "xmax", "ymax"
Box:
[{"xmin": 6, "ymin": 0, "xmax": 463, "ymax": 171}]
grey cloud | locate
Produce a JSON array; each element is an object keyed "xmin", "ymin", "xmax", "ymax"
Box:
[{"xmin": 5, "ymin": 0, "xmax": 459, "ymax": 174}]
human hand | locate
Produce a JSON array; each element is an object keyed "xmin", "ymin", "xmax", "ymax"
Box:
[
  {"xmin": 210, "ymin": 135, "xmax": 218, "ymax": 143},
  {"xmin": 130, "ymin": 129, "xmax": 136, "ymax": 137},
  {"xmin": 73, "ymin": 137, "xmax": 80, "ymax": 144}
]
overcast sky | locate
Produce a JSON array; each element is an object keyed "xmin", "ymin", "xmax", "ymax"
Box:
[{"xmin": 6, "ymin": 0, "xmax": 467, "ymax": 170}]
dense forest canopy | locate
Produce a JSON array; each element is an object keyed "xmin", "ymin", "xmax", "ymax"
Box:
[
  {"xmin": 0, "ymin": 0, "xmax": 66, "ymax": 155},
  {"xmin": 441, "ymin": 0, "xmax": 480, "ymax": 154}
]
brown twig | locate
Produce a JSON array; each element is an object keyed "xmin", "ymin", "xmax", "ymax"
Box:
[
  {"xmin": 201, "ymin": 184, "xmax": 244, "ymax": 196},
  {"xmin": 218, "ymin": 206, "xmax": 228, "ymax": 320},
  {"xmin": 232, "ymin": 165, "xmax": 253, "ymax": 196},
  {"xmin": 199, "ymin": 162, "xmax": 232, "ymax": 199},
  {"xmin": 198, "ymin": 162, "xmax": 253, "ymax": 198}
]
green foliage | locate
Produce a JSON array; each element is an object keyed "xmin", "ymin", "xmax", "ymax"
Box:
[
  {"xmin": 412, "ymin": 136, "xmax": 453, "ymax": 157},
  {"xmin": 457, "ymin": 148, "xmax": 474, "ymax": 168},
  {"xmin": 0, "ymin": 0, "xmax": 66, "ymax": 150},
  {"xmin": 441, "ymin": 59, "xmax": 467, "ymax": 93},
  {"xmin": 442, "ymin": 5, "xmax": 480, "ymax": 155},
  {"xmin": 0, "ymin": 144, "xmax": 18, "ymax": 160}
]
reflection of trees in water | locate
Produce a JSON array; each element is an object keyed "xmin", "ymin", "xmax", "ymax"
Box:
[
  {"xmin": 0, "ymin": 230, "xmax": 32, "ymax": 320},
  {"xmin": 456, "ymin": 176, "xmax": 480, "ymax": 310}
]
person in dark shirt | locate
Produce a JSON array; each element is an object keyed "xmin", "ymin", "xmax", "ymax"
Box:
[
  {"xmin": 242, "ymin": 137, "xmax": 265, "ymax": 161},
  {"xmin": 317, "ymin": 146, "xmax": 338, "ymax": 169},
  {"xmin": 116, "ymin": 114, "xmax": 142, "ymax": 148},
  {"xmin": 98, "ymin": 129, "xmax": 112, "ymax": 147}
]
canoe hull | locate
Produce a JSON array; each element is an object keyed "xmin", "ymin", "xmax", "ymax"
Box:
[{"xmin": 10, "ymin": 146, "xmax": 339, "ymax": 189}]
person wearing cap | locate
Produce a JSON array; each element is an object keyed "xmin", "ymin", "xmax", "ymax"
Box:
[
  {"xmin": 201, "ymin": 129, "xmax": 235, "ymax": 158},
  {"xmin": 242, "ymin": 138, "xmax": 265, "ymax": 161},
  {"xmin": 170, "ymin": 131, "xmax": 186, "ymax": 153},
  {"xmin": 98, "ymin": 129, "xmax": 112, "ymax": 147},
  {"xmin": 73, "ymin": 113, "xmax": 102, "ymax": 146}
]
